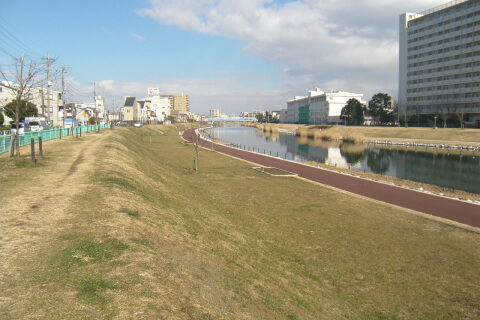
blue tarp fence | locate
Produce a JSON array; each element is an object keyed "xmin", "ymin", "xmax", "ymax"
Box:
[{"xmin": 0, "ymin": 124, "xmax": 109, "ymax": 154}]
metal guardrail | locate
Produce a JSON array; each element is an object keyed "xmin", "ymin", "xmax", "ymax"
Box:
[{"xmin": 0, "ymin": 124, "xmax": 109, "ymax": 154}]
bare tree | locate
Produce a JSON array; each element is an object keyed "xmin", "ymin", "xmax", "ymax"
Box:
[
  {"xmin": 391, "ymin": 99, "xmax": 402, "ymax": 127},
  {"xmin": 194, "ymin": 129, "xmax": 199, "ymax": 171},
  {"xmin": 437, "ymin": 105, "xmax": 450, "ymax": 128},
  {"xmin": 453, "ymin": 106, "xmax": 466, "ymax": 129},
  {"xmin": 0, "ymin": 53, "xmax": 47, "ymax": 156}
]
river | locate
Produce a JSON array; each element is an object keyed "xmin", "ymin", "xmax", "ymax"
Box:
[{"xmin": 206, "ymin": 126, "xmax": 480, "ymax": 194}]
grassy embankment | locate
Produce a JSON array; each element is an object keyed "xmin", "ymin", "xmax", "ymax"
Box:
[{"xmin": 0, "ymin": 125, "xmax": 479, "ymax": 319}]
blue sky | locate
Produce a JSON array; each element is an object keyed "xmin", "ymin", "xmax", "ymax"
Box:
[{"xmin": 1, "ymin": 0, "xmax": 441, "ymax": 115}]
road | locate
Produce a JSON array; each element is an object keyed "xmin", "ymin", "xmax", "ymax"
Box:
[{"xmin": 183, "ymin": 128, "xmax": 480, "ymax": 229}]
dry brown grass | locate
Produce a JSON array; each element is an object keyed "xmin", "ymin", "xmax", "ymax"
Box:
[
  {"xmin": 246, "ymin": 124, "xmax": 480, "ymax": 146},
  {"xmin": 1, "ymin": 124, "xmax": 479, "ymax": 319},
  {"xmin": 295, "ymin": 126, "xmax": 309, "ymax": 137},
  {"xmin": 336, "ymin": 126, "xmax": 480, "ymax": 145},
  {"xmin": 342, "ymin": 128, "xmax": 366, "ymax": 143}
]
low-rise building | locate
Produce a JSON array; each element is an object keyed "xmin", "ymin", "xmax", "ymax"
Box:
[
  {"xmin": 123, "ymin": 96, "xmax": 138, "ymax": 122},
  {"xmin": 287, "ymin": 88, "xmax": 365, "ymax": 124},
  {"xmin": 0, "ymin": 82, "xmax": 64, "ymax": 127}
]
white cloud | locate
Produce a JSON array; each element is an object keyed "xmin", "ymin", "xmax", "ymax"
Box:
[
  {"xmin": 135, "ymin": 0, "xmax": 442, "ymax": 111},
  {"xmin": 130, "ymin": 33, "xmax": 147, "ymax": 41}
]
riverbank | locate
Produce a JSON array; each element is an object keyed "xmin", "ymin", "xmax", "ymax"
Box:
[
  {"xmin": 2, "ymin": 125, "xmax": 479, "ymax": 319},
  {"xmin": 244, "ymin": 123, "xmax": 480, "ymax": 148}
]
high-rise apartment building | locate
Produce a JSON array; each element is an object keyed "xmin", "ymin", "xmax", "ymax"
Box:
[
  {"xmin": 399, "ymin": 0, "xmax": 480, "ymax": 125},
  {"xmin": 210, "ymin": 109, "xmax": 220, "ymax": 118},
  {"xmin": 159, "ymin": 94, "xmax": 189, "ymax": 113}
]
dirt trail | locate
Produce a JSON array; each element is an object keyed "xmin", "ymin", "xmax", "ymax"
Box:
[{"xmin": 0, "ymin": 131, "xmax": 109, "ymax": 295}]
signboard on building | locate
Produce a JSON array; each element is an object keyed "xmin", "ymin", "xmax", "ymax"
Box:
[
  {"xmin": 148, "ymin": 88, "xmax": 159, "ymax": 96},
  {"xmin": 25, "ymin": 116, "xmax": 46, "ymax": 122}
]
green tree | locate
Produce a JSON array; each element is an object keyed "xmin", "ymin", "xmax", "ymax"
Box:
[
  {"xmin": 340, "ymin": 98, "xmax": 365, "ymax": 125},
  {"xmin": 4, "ymin": 99, "xmax": 38, "ymax": 122},
  {"xmin": 368, "ymin": 93, "xmax": 392, "ymax": 125},
  {"xmin": 88, "ymin": 116, "xmax": 97, "ymax": 125},
  {"xmin": 0, "ymin": 111, "xmax": 4, "ymax": 125},
  {"xmin": 255, "ymin": 113, "xmax": 265, "ymax": 123}
]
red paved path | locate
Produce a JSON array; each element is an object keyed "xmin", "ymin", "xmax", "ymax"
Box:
[{"xmin": 183, "ymin": 129, "xmax": 480, "ymax": 229}]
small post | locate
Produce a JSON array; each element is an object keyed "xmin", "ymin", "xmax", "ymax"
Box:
[
  {"xmin": 39, "ymin": 137, "xmax": 43, "ymax": 157},
  {"xmin": 31, "ymin": 138, "xmax": 36, "ymax": 164},
  {"xmin": 80, "ymin": 127, "xmax": 82, "ymax": 137},
  {"xmin": 9, "ymin": 133, "xmax": 15, "ymax": 156},
  {"xmin": 60, "ymin": 129, "xmax": 62, "ymax": 139}
]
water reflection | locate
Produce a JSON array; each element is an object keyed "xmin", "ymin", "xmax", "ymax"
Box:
[
  {"xmin": 365, "ymin": 149, "xmax": 391, "ymax": 175},
  {"xmin": 210, "ymin": 126, "xmax": 480, "ymax": 194}
]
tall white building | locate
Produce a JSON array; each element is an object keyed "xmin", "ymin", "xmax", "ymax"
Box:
[
  {"xmin": 286, "ymin": 88, "xmax": 365, "ymax": 124},
  {"xmin": 399, "ymin": 0, "xmax": 480, "ymax": 125},
  {"xmin": 210, "ymin": 109, "xmax": 220, "ymax": 118}
]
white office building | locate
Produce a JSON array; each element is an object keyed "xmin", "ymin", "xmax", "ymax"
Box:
[
  {"xmin": 399, "ymin": 0, "xmax": 480, "ymax": 126},
  {"xmin": 144, "ymin": 96, "xmax": 171, "ymax": 122},
  {"xmin": 286, "ymin": 88, "xmax": 365, "ymax": 124}
]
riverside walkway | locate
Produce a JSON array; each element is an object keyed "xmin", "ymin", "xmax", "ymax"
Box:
[{"xmin": 183, "ymin": 128, "xmax": 480, "ymax": 229}]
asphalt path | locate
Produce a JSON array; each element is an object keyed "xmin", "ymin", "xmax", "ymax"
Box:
[{"xmin": 183, "ymin": 128, "xmax": 480, "ymax": 229}]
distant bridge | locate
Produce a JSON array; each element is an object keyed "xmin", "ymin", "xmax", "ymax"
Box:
[{"xmin": 205, "ymin": 117, "xmax": 257, "ymax": 123}]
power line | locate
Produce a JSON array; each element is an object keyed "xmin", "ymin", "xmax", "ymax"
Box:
[
  {"xmin": 0, "ymin": 27, "xmax": 42, "ymax": 59},
  {"xmin": 0, "ymin": 18, "xmax": 44, "ymax": 58}
]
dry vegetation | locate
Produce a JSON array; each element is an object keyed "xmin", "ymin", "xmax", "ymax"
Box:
[
  {"xmin": 1, "ymin": 125, "xmax": 479, "ymax": 319},
  {"xmin": 244, "ymin": 123, "xmax": 480, "ymax": 147}
]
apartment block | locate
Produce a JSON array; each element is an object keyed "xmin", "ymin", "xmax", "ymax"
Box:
[
  {"xmin": 399, "ymin": 0, "xmax": 480, "ymax": 125},
  {"xmin": 159, "ymin": 94, "xmax": 189, "ymax": 113}
]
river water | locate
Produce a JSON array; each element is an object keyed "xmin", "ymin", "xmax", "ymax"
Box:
[{"xmin": 207, "ymin": 126, "xmax": 480, "ymax": 194}]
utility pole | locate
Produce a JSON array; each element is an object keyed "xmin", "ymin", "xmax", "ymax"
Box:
[
  {"xmin": 41, "ymin": 80, "xmax": 45, "ymax": 117},
  {"xmin": 93, "ymin": 81, "xmax": 98, "ymax": 130},
  {"xmin": 112, "ymin": 98, "xmax": 115, "ymax": 124},
  {"xmin": 43, "ymin": 53, "xmax": 54, "ymax": 125},
  {"xmin": 60, "ymin": 66, "xmax": 68, "ymax": 128}
]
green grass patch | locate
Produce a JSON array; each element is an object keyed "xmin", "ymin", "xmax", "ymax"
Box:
[
  {"xmin": 58, "ymin": 233, "xmax": 83, "ymax": 241},
  {"xmin": 75, "ymin": 277, "xmax": 115, "ymax": 304},
  {"xmin": 56, "ymin": 239, "xmax": 128, "ymax": 269},
  {"xmin": 95, "ymin": 173, "xmax": 137, "ymax": 191},
  {"xmin": 130, "ymin": 237, "xmax": 153, "ymax": 248},
  {"xmin": 14, "ymin": 157, "xmax": 41, "ymax": 168},
  {"xmin": 293, "ymin": 204, "xmax": 324, "ymax": 213},
  {"xmin": 121, "ymin": 208, "xmax": 140, "ymax": 218}
]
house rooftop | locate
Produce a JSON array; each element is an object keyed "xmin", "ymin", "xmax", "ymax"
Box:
[{"xmin": 124, "ymin": 97, "xmax": 136, "ymax": 107}]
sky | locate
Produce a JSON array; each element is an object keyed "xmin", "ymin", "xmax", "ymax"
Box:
[{"xmin": 0, "ymin": 0, "xmax": 443, "ymax": 115}]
